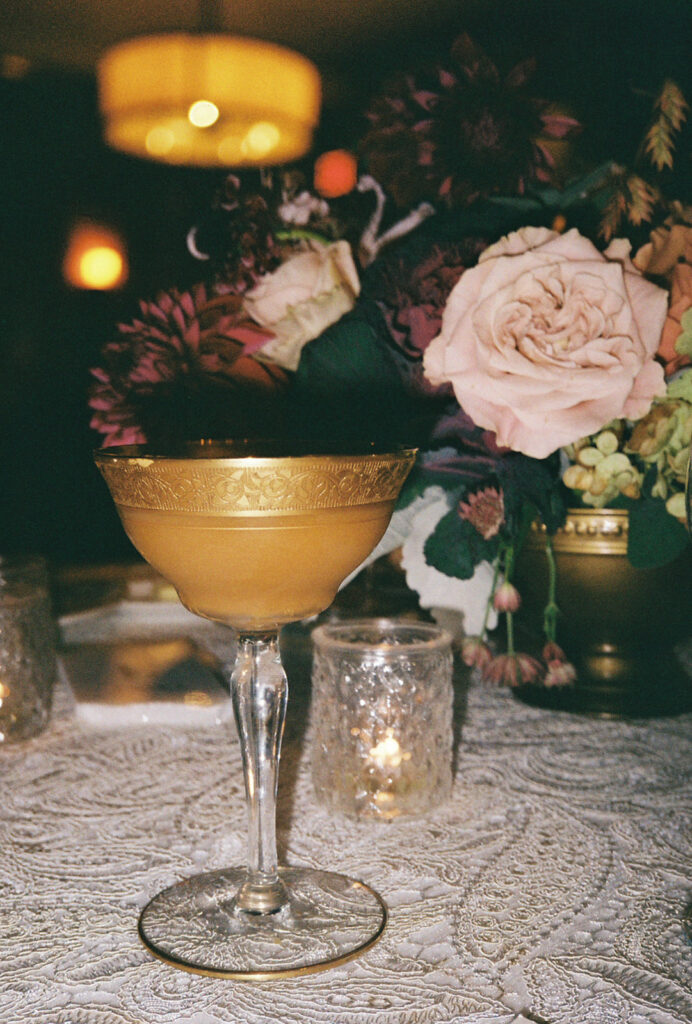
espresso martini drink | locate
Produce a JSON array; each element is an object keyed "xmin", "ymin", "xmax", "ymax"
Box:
[{"xmin": 95, "ymin": 440, "xmax": 415, "ymax": 979}]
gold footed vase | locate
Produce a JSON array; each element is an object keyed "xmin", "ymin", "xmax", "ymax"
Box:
[{"xmin": 512, "ymin": 509, "xmax": 692, "ymax": 718}]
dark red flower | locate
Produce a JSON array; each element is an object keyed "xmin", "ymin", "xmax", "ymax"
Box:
[
  {"xmin": 541, "ymin": 641, "xmax": 567, "ymax": 663},
  {"xmin": 360, "ymin": 33, "xmax": 578, "ymax": 210},
  {"xmin": 365, "ymin": 235, "xmax": 484, "ymax": 397},
  {"xmin": 190, "ymin": 174, "xmax": 285, "ymax": 292}
]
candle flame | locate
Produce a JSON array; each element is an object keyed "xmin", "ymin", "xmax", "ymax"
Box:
[{"xmin": 369, "ymin": 728, "xmax": 403, "ymax": 768}]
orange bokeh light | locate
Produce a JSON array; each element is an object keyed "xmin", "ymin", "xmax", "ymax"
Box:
[
  {"xmin": 314, "ymin": 149, "xmax": 358, "ymax": 198},
  {"xmin": 63, "ymin": 220, "xmax": 128, "ymax": 290}
]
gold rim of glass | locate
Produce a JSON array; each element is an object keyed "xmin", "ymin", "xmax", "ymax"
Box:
[
  {"xmin": 94, "ymin": 440, "xmax": 418, "ymax": 516},
  {"xmin": 93, "ymin": 438, "xmax": 418, "ymax": 459}
]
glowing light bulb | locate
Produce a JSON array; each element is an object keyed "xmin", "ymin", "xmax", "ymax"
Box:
[
  {"xmin": 146, "ymin": 126, "xmax": 176, "ymax": 157},
  {"xmin": 188, "ymin": 100, "xmax": 219, "ymax": 128},
  {"xmin": 241, "ymin": 121, "xmax": 280, "ymax": 159},
  {"xmin": 63, "ymin": 220, "xmax": 128, "ymax": 290},
  {"xmin": 78, "ymin": 247, "xmax": 124, "ymax": 290}
]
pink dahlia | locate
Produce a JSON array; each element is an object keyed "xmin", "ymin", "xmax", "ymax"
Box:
[
  {"xmin": 543, "ymin": 659, "xmax": 578, "ymax": 688},
  {"xmin": 89, "ymin": 285, "xmax": 287, "ymax": 448},
  {"xmin": 492, "ymin": 581, "xmax": 521, "ymax": 614},
  {"xmin": 541, "ymin": 642, "xmax": 577, "ymax": 688}
]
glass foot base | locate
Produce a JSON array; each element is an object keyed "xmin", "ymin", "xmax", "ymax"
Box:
[{"xmin": 138, "ymin": 866, "xmax": 388, "ymax": 979}]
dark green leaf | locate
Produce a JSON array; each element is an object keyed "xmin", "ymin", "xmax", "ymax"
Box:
[
  {"xmin": 424, "ymin": 507, "xmax": 499, "ymax": 580},
  {"xmin": 498, "ymin": 452, "xmax": 568, "ymax": 535},
  {"xmin": 627, "ymin": 497, "xmax": 689, "ymax": 568},
  {"xmin": 395, "ymin": 462, "xmax": 432, "ymax": 510},
  {"xmin": 292, "ymin": 306, "xmax": 396, "ymax": 394},
  {"xmin": 289, "ymin": 308, "xmax": 413, "ymax": 445}
]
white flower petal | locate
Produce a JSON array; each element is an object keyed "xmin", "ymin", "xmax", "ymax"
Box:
[{"xmin": 400, "ymin": 493, "xmax": 498, "ymax": 636}]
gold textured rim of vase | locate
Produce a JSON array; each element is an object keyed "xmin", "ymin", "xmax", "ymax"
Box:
[
  {"xmin": 94, "ymin": 441, "xmax": 417, "ymax": 515},
  {"xmin": 528, "ymin": 508, "xmax": 629, "ymax": 555}
]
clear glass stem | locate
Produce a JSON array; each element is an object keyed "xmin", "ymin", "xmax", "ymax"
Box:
[{"xmin": 229, "ymin": 631, "xmax": 289, "ymax": 915}]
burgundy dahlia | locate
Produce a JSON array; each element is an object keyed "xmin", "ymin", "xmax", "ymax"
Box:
[
  {"xmin": 191, "ymin": 174, "xmax": 285, "ymax": 292},
  {"xmin": 365, "ymin": 235, "xmax": 484, "ymax": 397},
  {"xmin": 360, "ymin": 33, "xmax": 578, "ymax": 210}
]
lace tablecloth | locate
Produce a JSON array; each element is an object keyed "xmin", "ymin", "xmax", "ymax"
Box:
[{"xmin": 3, "ymin": 635, "xmax": 692, "ymax": 1024}]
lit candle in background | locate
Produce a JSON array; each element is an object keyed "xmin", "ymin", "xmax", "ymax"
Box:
[
  {"xmin": 368, "ymin": 728, "xmax": 411, "ymax": 770},
  {"xmin": 311, "ymin": 621, "xmax": 454, "ymax": 821}
]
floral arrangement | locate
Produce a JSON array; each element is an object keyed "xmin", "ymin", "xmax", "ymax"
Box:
[{"xmin": 90, "ymin": 35, "xmax": 692, "ymax": 689}]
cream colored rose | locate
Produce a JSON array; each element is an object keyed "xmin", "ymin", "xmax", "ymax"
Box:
[
  {"xmin": 243, "ymin": 240, "xmax": 360, "ymax": 371},
  {"xmin": 423, "ymin": 227, "xmax": 667, "ymax": 459}
]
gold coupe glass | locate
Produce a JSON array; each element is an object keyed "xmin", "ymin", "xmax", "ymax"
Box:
[{"xmin": 95, "ymin": 439, "xmax": 416, "ymax": 979}]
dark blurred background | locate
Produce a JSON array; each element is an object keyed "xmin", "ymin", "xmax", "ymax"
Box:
[{"xmin": 1, "ymin": 0, "xmax": 690, "ymax": 567}]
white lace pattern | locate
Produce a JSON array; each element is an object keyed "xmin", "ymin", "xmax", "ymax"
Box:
[{"xmin": 2, "ymin": 645, "xmax": 691, "ymax": 1024}]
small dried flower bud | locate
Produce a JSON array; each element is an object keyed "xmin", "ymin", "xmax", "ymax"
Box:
[
  {"xmin": 651, "ymin": 476, "xmax": 668, "ymax": 500},
  {"xmin": 627, "ymin": 403, "xmax": 677, "ymax": 459},
  {"xmin": 461, "ymin": 636, "xmax": 493, "ymax": 670},
  {"xmin": 493, "ymin": 581, "xmax": 521, "ymax": 613},
  {"xmin": 542, "ymin": 641, "xmax": 567, "ymax": 663},
  {"xmin": 671, "ymin": 448, "xmax": 690, "ymax": 479},
  {"xmin": 482, "ymin": 652, "xmax": 542, "ymax": 688},
  {"xmin": 618, "ymin": 477, "xmax": 642, "ymax": 500},
  {"xmin": 544, "ymin": 659, "xmax": 577, "ymax": 687},
  {"xmin": 594, "ymin": 452, "xmax": 634, "ymax": 481},
  {"xmin": 583, "ymin": 487, "xmax": 616, "ymax": 508},
  {"xmin": 587, "ymin": 473, "xmax": 609, "ymax": 497}
]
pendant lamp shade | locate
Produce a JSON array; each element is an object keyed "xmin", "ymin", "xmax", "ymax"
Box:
[{"xmin": 97, "ymin": 34, "xmax": 321, "ymax": 167}]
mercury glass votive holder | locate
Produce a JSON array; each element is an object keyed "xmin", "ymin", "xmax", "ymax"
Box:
[
  {"xmin": 0, "ymin": 555, "xmax": 57, "ymax": 743},
  {"xmin": 310, "ymin": 620, "xmax": 454, "ymax": 821}
]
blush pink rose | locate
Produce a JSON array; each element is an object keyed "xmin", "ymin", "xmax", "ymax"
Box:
[{"xmin": 423, "ymin": 227, "xmax": 667, "ymax": 459}]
